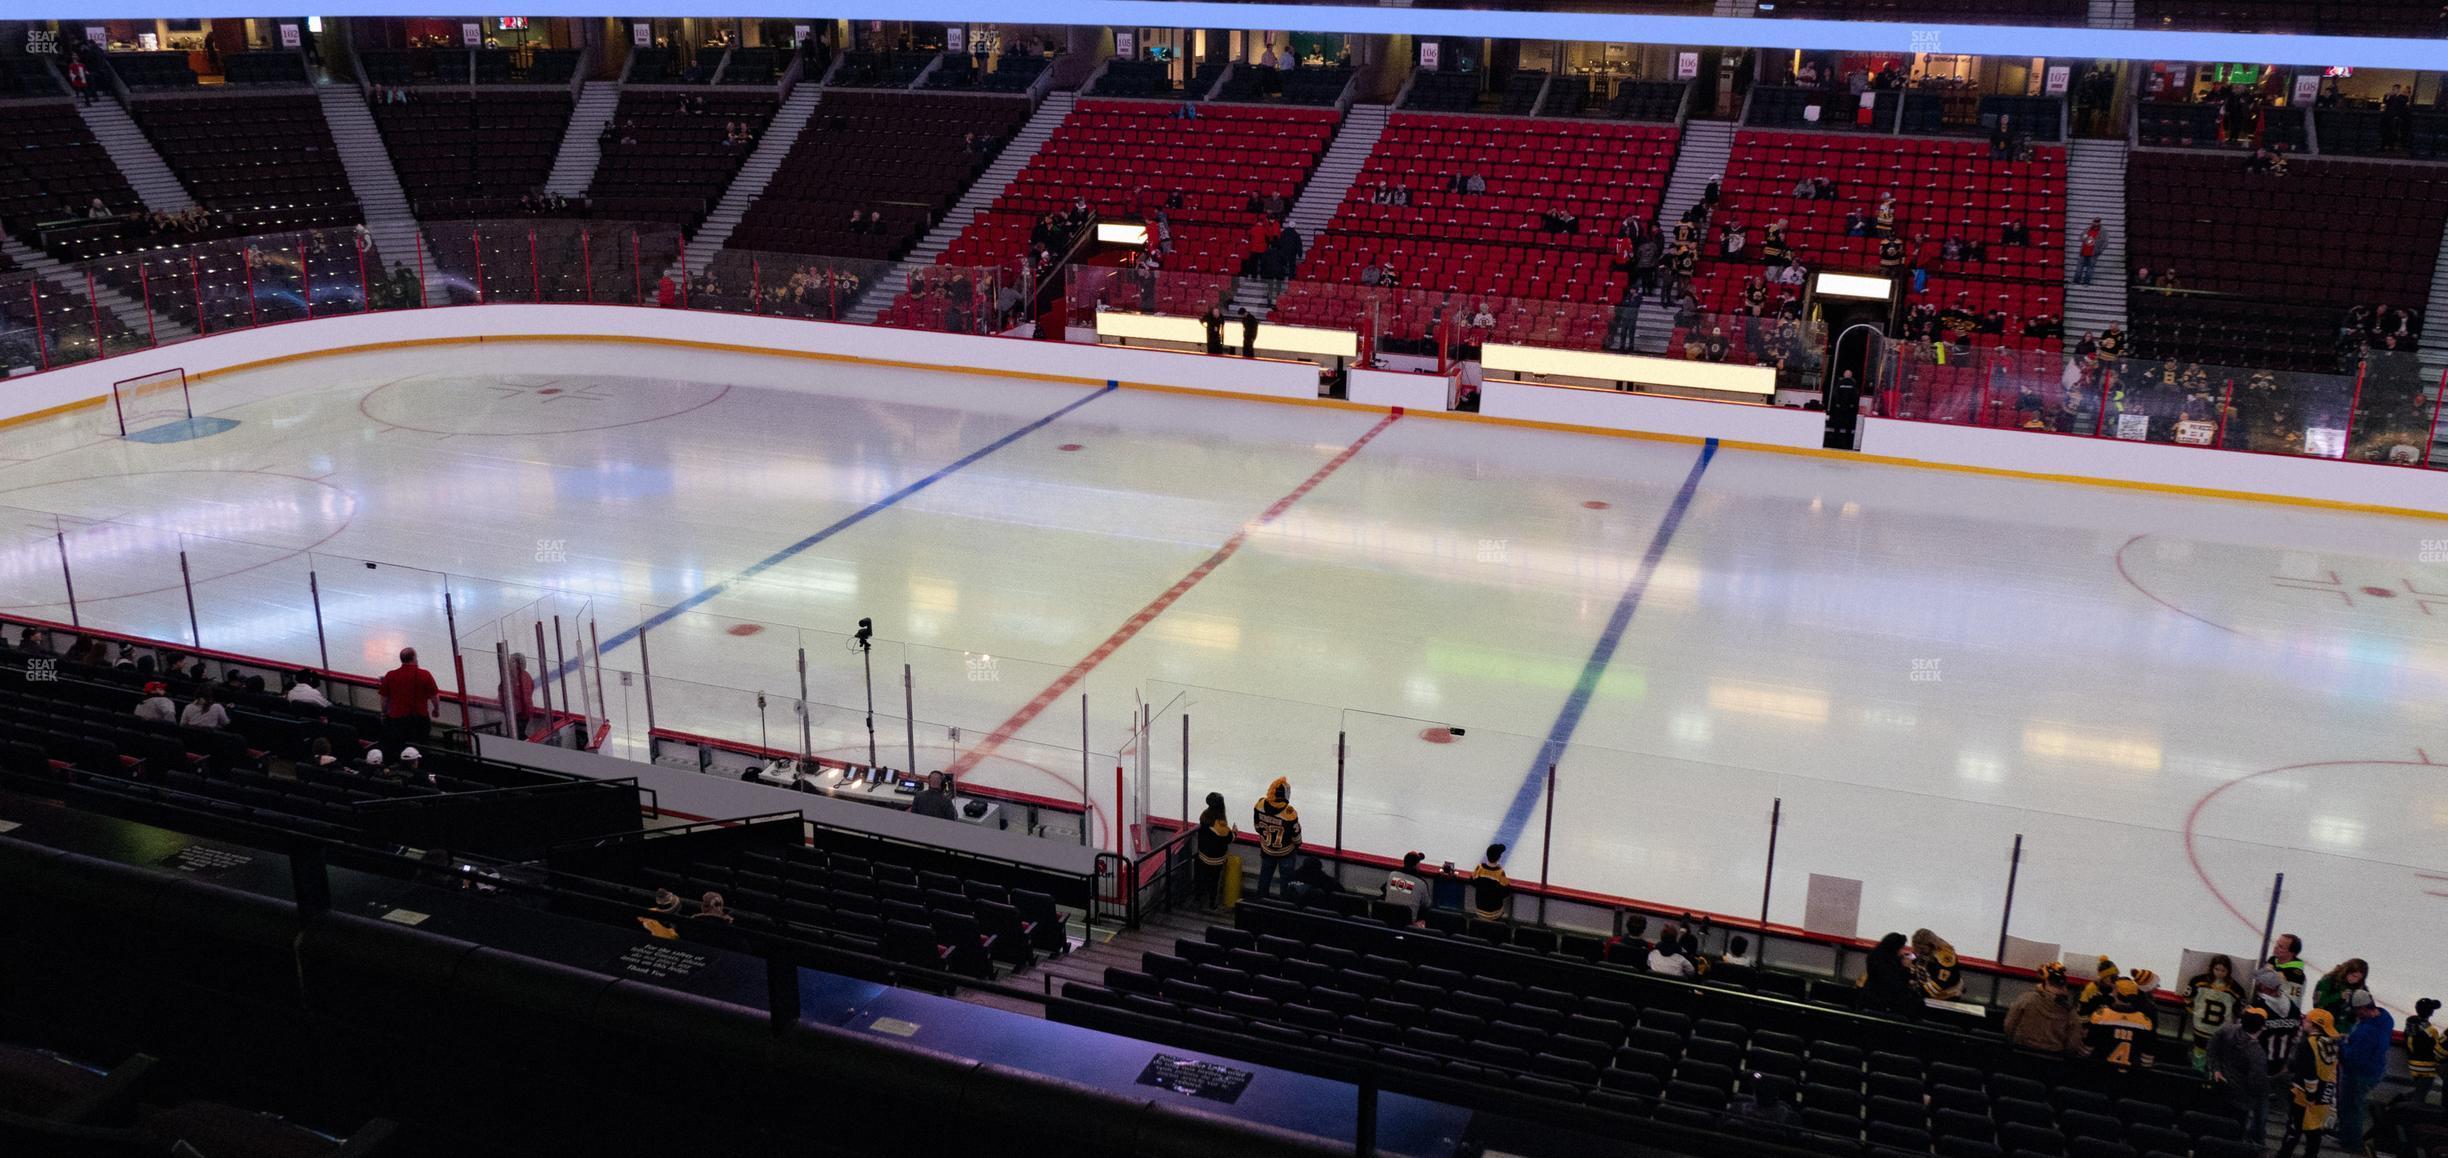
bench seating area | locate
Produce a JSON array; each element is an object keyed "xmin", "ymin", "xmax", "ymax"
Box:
[
  {"xmin": 1686, "ymin": 131, "xmax": 2065, "ymax": 354},
  {"xmin": 583, "ymin": 90, "xmax": 776, "ymax": 229},
  {"xmin": 131, "ymin": 94, "xmax": 362, "ymax": 233},
  {"xmin": 832, "ymin": 50, "xmax": 933, "ymax": 89},
  {"xmin": 924, "ymin": 52, "xmax": 1049, "ymax": 94},
  {"xmin": 726, "ymin": 92, "xmax": 1029, "ymax": 262},
  {"xmin": 103, "ymin": 52, "xmax": 198, "ymax": 91},
  {"xmin": 1064, "ymin": 900, "xmax": 2263, "ymax": 1158},
  {"xmin": 934, "ymin": 100, "xmax": 1339, "ymax": 278},
  {"xmin": 375, "ymin": 90, "xmax": 573, "ymax": 218},
  {"xmin": 2126, "ymin": 153, "xmax": 2448, "ymax": 368}
]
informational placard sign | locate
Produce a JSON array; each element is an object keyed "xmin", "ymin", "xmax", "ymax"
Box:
[
  {"xmin": 1137, "ymin": 1055, "xmax": 1254, "ymax": 1103},
  {"xmin": 632, "ymin": 22, "xmax": 651, "ymax": 47},
  {"xmin": 2115, "ymin": 413, "xmax": 2152, "ymax": 441},
  {"xmin": 462, "ymin": 22, "xmax": 482, "ymax": 46},
  {"xmin": 793, "ymin": 24, "xmax": 810, "ymax": 45},
  {"xmin": 1114, "ymin": 31, "xmax": 1135, "ymax": 59},
  {"xmin": 2174, "ymin": 419, "xmax": 2215, "ymax": 445},
  {"xmin": 1418, "ymin": 42, "xmax": 1439, "ymax": 70},
  {"xmin": 2302, "ymin": 426, "xmax": 2346, "ymax": 458},
  {"xmin": 946, "ymin": 26, "xmax": 964, "ymax": 54},
  {"xmin": 1676, "ymin": 51, "xmax": 1700, "ymax": 80},
  {"xmin": 1803, "ymin": 873, "xmax": 1863, "ymax": 939},
  {"xmin": 85, "ymin": 26, "xmax": 106, "ymax": 45},
  {"xmin": 279, "ymin": 23, "xmax": 301, "ymax": 48},
  {"xmin": 2293, "ymin": 75, "xmax": 2322, "ymax": 104},
  {"xmin": 2045, "ymin": 65, "xmax": 2070, "ymax": 95},
  {"xmin": 159, "ymin": 843, "xmax": 256, "ymax": 878}
]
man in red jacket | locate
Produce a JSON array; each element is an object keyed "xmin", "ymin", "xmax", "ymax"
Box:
[{"xmin": 379, "ymin": 647, "xmax": 441, "ymax": 749}]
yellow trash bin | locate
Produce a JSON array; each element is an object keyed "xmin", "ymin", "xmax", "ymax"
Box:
[{"xmin": 1221, "ymin": 853, "xmax": 1244, "ymax": 908}]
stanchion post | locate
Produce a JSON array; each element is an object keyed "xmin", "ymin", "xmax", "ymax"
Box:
[
  {"xmin": 1996, "ymin": 833, "xmax": 2024, "ymax": 962},
  {"xmin": 901, "ymin": 663, "xmax": 916, "ymax": 777},
  {"xmin": 796, "ymin": 647, "xmax": 813, "ymax": 763},
  {"xmin": 1078, "ymin": 693, "xmax": 1090, "ymax": 847},
  {"xmin": 637, "ymin": 620, "xmax": 659, "ymax": 735},
  {"xmin": 1758, "ymin": 797, "xmax": 1782, "ymax": 972},
  {"xmin": 178, "ymin": 549, "xmax": 201, "ymax": 646},
  {"xmin": 1537, "ymin": 762, "xmax": 1556, "ymax": 925},
  {"xmin": 54, "ymin": 530, "xmax": 78, "ymax": 627},
  {"xmin": 308, "ymin": 570, "xmax": 329, "ymax": 670},
  {"xmin": 2256, "ymin": 873, "xmax": 2286, "ymax": 969},
  {"xmin": 443, "ymin": 588, "xmax": 471, "ymax": 732},
  {"xmin": 1179, "ymin": 713, "xmax": 1190, "ymax": 828},
  {"xmin": 1332, "ymin": 730, "xmax": 1346, "ymax": 882}
]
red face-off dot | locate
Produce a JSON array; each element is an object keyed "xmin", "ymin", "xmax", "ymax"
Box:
[
  {"xmin": 1419, "ymin": 727, "xmax": 1458, "ymax": 745},
  {"xmin": 537, "ymin": 387, "xmax": 563, "ymax": 395},
  {"xmin": 2363, "ymin": 586, "xmax": 2397, "ymax": 598},
  {"xmin": 1583, "ymin": 500, "xmax": 1612, "ymax": 510},
  {"xmin": 1058, "ymin": 443, "xmax": 1084, "ymax": 452},
  {"xmin": 726, "ymin": 624, "xmax": 764, "ymax": 637}
]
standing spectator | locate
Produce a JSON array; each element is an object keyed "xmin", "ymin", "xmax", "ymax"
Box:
[
  {"xmin": 179, "ymin": 686, "xmax": 230, "ymax": 730},
  {"xmin": 1250, "ymin": 777, "xmax": 1301, "ymax": 898},
  {"xmin": 2207, "ymin": 1005, "xmax": 2273, "ymax": 1139},
  {"xmin": 1860, "ymin": 932, "xmax": 1923, "ymax": 1018},
  {"xmin": 1201, "ymin": 305, "xmax": 1224, "ymax": 356},
  {"xmin": 1192, "ymin": 792, "xmax": 1234, "ymax": 909},
  {"xmin": 2314, "ymin": 958, "xmax": 2370, "ymax": 1021},
  {"xmin": 2254, "ymin": 967, "xmax": 2306, "ymax": 1079},
  {"xmin": 502, "ymin": 653, "xmax": 540, "ymax": 736},
  {"xmin": 1468, "ymin": 844, "xmax": 1510, "ymax": 921},
  {"xmin": 378, "ymin": 647, "xmax": 440, "ymax": 749},
  {"xmin": 2278, "ymin": 1009, "xmax": 2342, "ymax": 1158},
  {"xmin": 2406, "ymin": 997, "xmax": 2441, "ymax": 1105},
  {"xmin": 1381, "ymin": 850, "xmax": 1429, "ymax": 924},
  {"xmin": 2186, "ymin": 955, "xmax": 2246, "ymax": 1072},
  {"xmin": 2268, "ymin": 933, "xmax": 2308, "ymax": 1006},
  {"xmin": 2077, "ymin": 219, "xmax": 2103, "ymax": 286},
  {"xmin": 67, "ymin": 56, "xmax": 93, "ymax": 105},
  {"xmin": 133, "ymin": 681, "xmax": 177, "ymax": 724},
  {"xmin": 1236, "ymin": 307, "xmax": 1258, "ymax": 358},
  {"xmin": 285, "ymin": 669, "xmax": 331, "ymax": 708},
  {"xmin": 2087, "ymin": 980, "xmax": 2157, "ymax": 1077},
  {"xmin": 2335, "ymin": 990, "xmax": 2393, "ymax": 1151},
  {"xmin": 2078, "ymin": 956, "xmax": 2125, "ymax": 1015},
  {"xmin": 2004, "ymin": 962, "xmax": 2084, "ymax": 1056}
]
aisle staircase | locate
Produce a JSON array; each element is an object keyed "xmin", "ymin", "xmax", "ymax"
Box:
[
  {"xmin": 72, "ymin": 98, "xmax": 196, "ymax": 212},
  {"xmin": 545, "ymin": 81, "xmax": 621, "ymax": 198},
  {"xmin": 672, "ymin": 85, "xmax": 823, "ymax": 278},
  {"xmin": 2087, "ymin": 0, "xmax": 2136, "ymax": 27},
  {"xmin": 1634, "ymin": 119, "xmax": 1736, "ymax": 353},
  {"xmin": 1226, "ymin": 102, "xmax": 1389, "ymax": 320},
  {"xmin": 843, "ymin": 91, "xmax": 1074, "ymax": 325},
  {"xmin": 2061, "ymin": 138, "xmax": 2130, "ymax": 347},
  {"xmin": 315, "ymin": 86, "xmax": 443, "ymax": 302},
  {"xmin": 2422, "ymin": 217, "xmax": 2448, "ymax": 466},
  {"xmin": 0, "ymin": 235, "xmax": 192, "ymax": 342}
]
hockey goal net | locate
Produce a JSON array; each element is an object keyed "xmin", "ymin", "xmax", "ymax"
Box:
[{"xmin": 102, "ymin": 368, "xmax": 191, "ymax": 437}]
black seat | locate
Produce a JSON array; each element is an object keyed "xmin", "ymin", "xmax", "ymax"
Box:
[
  {"xmin": 2000, "ymin": 1122, "xmax": 2066, "ymax": 1155},
  {"xmin": 1599, "ymin": 1067, "xmax": 1663, "ymax": 1098},
  {"xmin": 1666, "ymin": 1080, "xmax": 1728, "ymax": 1110},
  {"xmin": 1937, "ymin": 1138, "xmax": 2003, "ymax": 1158},
  {"xmin": 2061, "ymin": 1109, "xmax": 2125, "ymax": 1143},
  {"xmin": 1487, "ymin": 1020, "xmax": 1545, "ymax": 1052}
]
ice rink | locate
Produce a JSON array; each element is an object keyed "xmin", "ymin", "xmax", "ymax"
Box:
[{"xmin": 1, "ymin": 339, "xmax": 2443, "ymax": 1011}]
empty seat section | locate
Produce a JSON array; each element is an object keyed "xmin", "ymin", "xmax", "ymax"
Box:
[
  {"xmin": 583, "ymin": 90, "xmax": 778, "ymax": 230},
  {"xmin": 375, "ymin": 91, "xmax": 574, "ymax": 218}
]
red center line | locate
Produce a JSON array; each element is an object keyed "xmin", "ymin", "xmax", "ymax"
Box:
[{"xmin": 944, "ymin": 410, "xmax": 1404, "ymax": 782}]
